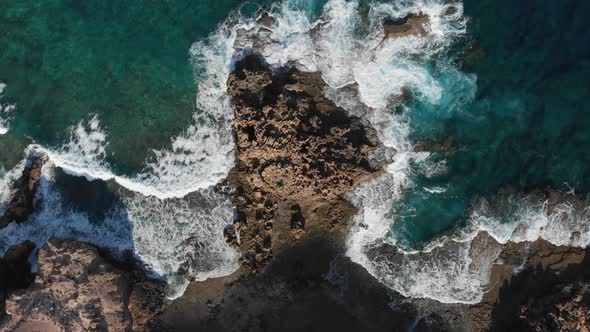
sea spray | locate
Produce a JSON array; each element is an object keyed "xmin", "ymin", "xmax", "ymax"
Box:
[
  {"xmin": 0, "ymin": 150, "xmax": 239, "ymax": 300},
  {"xmin": 122, "ymin": 189, "xmax": 239, "ymax": 299},
  {"xmin": 26, "ymin": 23, "xmax": 239, "ymax": 199},
  {"xmin": 0, "ymin": 159, "xmax": 25, "ymax": 217},
  {"xmin": 0, "ymin": 83, "xmax": 15, "ymax": 135}
]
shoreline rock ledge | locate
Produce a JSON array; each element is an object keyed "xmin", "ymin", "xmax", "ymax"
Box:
[{"xmin": 222, "ymin": 53, "xmax": 383, "ymax": 272}]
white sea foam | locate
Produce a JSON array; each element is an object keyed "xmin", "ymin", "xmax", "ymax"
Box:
[
  {"xmin": 26, "ymin": 22, "xmax": 239, "ymax": 200},
  {"xmin": 0, "ymin": 156, "xmax": 133, "ymax": 255},
  {"xmin": 135, "ymin": 27, "xmax": 238, "ymax": 198},
  {"xmin": 122, "ymin": 189, "xmax": 239, "ymax": 299},
  {"xmin": 347, "ymin": 177, "xmax": 590, "ymax": 304},
  {"xmin": 0, "ymin": 152, "xmax": 239, "ymax": 299},
  {"xmin": 466, "ymin": 194, "xmax": 590, "ymax": 247},
  {"xmin": 0, "ymin": 159, "xmax": 25, "ymax": 217},
  {"xmin": 0, "ymin": 83, "xmax": 16, "ymax": 135}
]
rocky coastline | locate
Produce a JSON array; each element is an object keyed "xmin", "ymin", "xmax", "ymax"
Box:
[
  {"xmin": 0, "ymin": 159, "xmax": 166, "ymax": 331},
  {"xmin": 0, "ymin": 12, "xmax": 589, "ymax": 332}
]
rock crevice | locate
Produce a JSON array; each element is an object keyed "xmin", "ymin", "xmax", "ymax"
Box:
[{"xmin": 223, "ymin": 53, "xmax": 382, "ymax": 272}]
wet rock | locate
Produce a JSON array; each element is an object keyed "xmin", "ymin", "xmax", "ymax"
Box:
[
  {"xmin": 459, "ymin": 236, "xmax": 590, "ymax": 332},
  {"xmin": 0, "ymin": 158, "xmax": 43, "ymax": 229},
  {"xmin": 256, "ymin": 10, "xmax": 275, "ymax": 29},
  {"xmin": 1, "ymin": 238, "xmax": 165, "ymax": 331},
  {"xmin": 128, "ymin": 281, "xmax": 166, "ymax": 332},
  {"xmin": 156, "ymin": 235, "xmax": 421, "ymax": 332},
  {"xmin": 384, "ymin": 13, "xmax": 430, "ymax": 39}
]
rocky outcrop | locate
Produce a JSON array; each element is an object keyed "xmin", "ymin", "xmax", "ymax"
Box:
[
  {"xmin": 0, "ymin": 157, "xmax": 42, "ymax": 229},
  {"xmin": 384, "ymin": 13, "xmax": 430, "ymax": 39},
  {"xmin": 1, "ymin": 239, "xmax": 165, "ymax": 331},
  {"xmin": 227, "ymin": 54, "xmax": 378, "ymax": 203},
  {"xmin": 223, "ymin": 54, "xmax": 381, "ymax": 272},
  {"xmin": 513, "ymin": 281, "xmax": 590, "ymax": 332}
]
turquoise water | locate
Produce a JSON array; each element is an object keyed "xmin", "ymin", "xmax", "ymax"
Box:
[
  {"xmin": 392, "ymin": 0, "xmax": 590, "ymax": 247},
  {"xmin": 0, "ymin": 0, "xmax": 275, "ymax": 172}
]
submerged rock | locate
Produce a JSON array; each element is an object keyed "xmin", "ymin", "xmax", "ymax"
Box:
[
  {"xmin": 384, "ymin": 13, "xmax": 430, "ymax": 39},
  {"xmin": 0, "ymin": 157, "xmax": 43, "ymax": 229},
  {"xmin": 1, "ymin": 238, "xmax": 165, "ymax": 331},
  {"xmin": 414, "ymin": 136, "xmax": 457, "ymax": 156}
]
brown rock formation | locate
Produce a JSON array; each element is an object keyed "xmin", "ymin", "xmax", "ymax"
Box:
[
  {"xmin": 227, "ymin": 54, "xmax": 378, "ymax": 203},
  {"xmin": 223, "ymin": 54, "xmax": 381, "ymax": 272},
  {"xmin": 460, "ymin": 238, "xmax": 587, "ymax": 331},
  {"xmin": 0, "ymin": 157, "xmax": 42, "ymax": 229},
  {"xmin": 1, "ymin": 239, "xmax": 165, "ymax": 331},
  {"xmin": 384, "ymin": 13, "xmax": 430, "ymax": 39}
]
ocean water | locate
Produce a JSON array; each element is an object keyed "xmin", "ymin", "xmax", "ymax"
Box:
[
  {"xmin": 1, "ymin": 0, "xmax": 589, "ymax": 303},
  {"xmin": 394, "ymin": 0, "xmax": 590, "ymax": 247}
]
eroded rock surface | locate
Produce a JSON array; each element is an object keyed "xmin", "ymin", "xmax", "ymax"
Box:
[
  {"xmin": 227, "ymin": 54, "xmax": 378, "ymax": 203},
  {"xmin": 0, "ymin": 157, "xmax": 42, "ymax": 229},
  {"xmin": 223, "ymin": 54, "xmax": 381, "ymax": 272},
  {"xmin": 1, "ymin": 239, "xmax": 165, "ymax": 332}
]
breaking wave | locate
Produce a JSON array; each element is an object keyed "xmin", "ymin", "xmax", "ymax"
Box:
[
  {"xmin": 32, "ymin": 27, "xmax": 237, "ymax": 200},
  {"xmin": 0, "ymin": 10, "xmax": 243, "ymax": 298},
  {"xmin": 0, "ymin": 83, "xmax": 15, "ymax": 135},
  {"xmin": 347, "ymin": 186, "xmax": 590, "ymax": 304},
  {"xmin": 0, "ymin": 148, "xmax": 239, "ymax": 300}
]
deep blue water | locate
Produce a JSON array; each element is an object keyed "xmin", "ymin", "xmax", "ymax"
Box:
[{"xmin": 393, "ymin": 0, "xmax": 590, "ymax": 246}]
